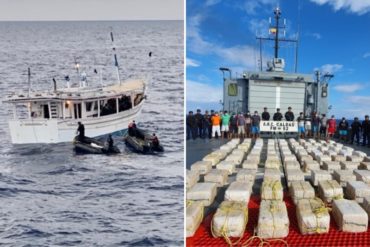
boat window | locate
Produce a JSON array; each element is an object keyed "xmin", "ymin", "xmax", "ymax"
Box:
[
  {"xmin": 134, "ymin": 93, "xmax": 144, "ymax": 106},
  {"xmin": 100, "ymin": 98, "xmax": 117, "ymax": 116},
  {"xmin": 15, "ymin": 104, "xmax": 29, "ymax": 119},
  {"xmin": 94, "ymin": 101, "xmax": 98, "ymax": 111},
  {"xmin": 43, "ymin": 105, "xmax": 50, "ymax": 119},
  {"xmin": 74, "ymin": 103, "xmax": 82, "ymax": 119},
  {"xmin": 119, "ymin": 95, "xmax": 132, "ymax": 112},
  {"xmin": 85, "ymin": 102, "xmax": 93, "ymax": 112}
]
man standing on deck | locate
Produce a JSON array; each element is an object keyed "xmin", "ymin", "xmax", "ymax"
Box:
[
  {"xmin": 77, "ymin": 122, "xmax": 85, "ymax": 142},
  {"xmin": 203, "ymin": 110, "xmax": 211, "ymax": 139},
  {"xmin": 311, "ymin": 112, "xmax": 320, "ymax": 139},
  {"xmin": 338, "ymin": 117, "xmax": 349, "ymax": 143},
  {"xmin": 285, "ymin": 107, "xmax": 294, "ymax": 121},
  {"xmin": 245, "ymin": 111, "xmax": 252, "ymax": 138},
  {"xmin": 273, "ymin": 108, "xmax": 283, "ymax": 121},
  {"xmin": 186, "ymin": 111, "xmax": 197, "ymax": 140},
  {"xmin": 262, "ymin": 107, "xmax": 270, "ymax": 121},
  {"xmin": 319, "ymin": 114, "xmax": 328, "ymax": 139},
  {"xmin": 211, "ymin": 112, "xmax": 221, "ymax": 138},
  {"xmin": 237, "ymin": 113, "xmax": 246, "ymax": 138},
  {"xmin": 327, "ymin": 115, "xmax": 336, "ymax": 142},
  {"xmin": 362, "ymin": 115, "xmax": 370, "ymax": 147},
  {"xmin": 194, "ymin": 109, "xmax": 204, "ymax": 139},
  {"xmin": 221, "ymin": 110, "xmax": 231, "ymax": 139},
  {"xmin": 297, "ymin": 112, "xmax": 305, "ymax": 139},
  {"xmin": 351, "ymin": 117, "xmax": 362, "ymax": 145},
  {"xmin": 251, "ymin": 111, "xmax": 261, "ymax": 139}
]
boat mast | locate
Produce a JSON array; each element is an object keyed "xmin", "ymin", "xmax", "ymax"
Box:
[
  {"xmin": 27, "ymin": 67, "xmax": 31, "ymax": 97},
  {"xmin": 110, "ymin": 31, "xmax": 121, "ymax": 85}
]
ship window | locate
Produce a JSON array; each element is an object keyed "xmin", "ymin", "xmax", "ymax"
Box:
[
  {"xmin": 85, "ymin": 102, "xmax": 93, "ymax": 112},
  {"xmin": 119, "ymin": 95, "xmax": 132, "ymax": 111},
  {"xmin": 133, "ymin": 94, "xmax": 143, "ymax": 107},
  {"xmin": 228, "ymin": 83, "xmax": 238, "ymax": 96}
]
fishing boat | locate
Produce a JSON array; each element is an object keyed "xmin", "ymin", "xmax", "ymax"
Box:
[
  {"xmin": 73, "ymin": 136, "xmax": 120, "ymax": 155},
  {"xmin": 124, "ymin": 128, "xmax": 164, "ymax": 154},
  {"xmin": 3, "ymin": 32, "xmax": 147, "ymax": 144}
]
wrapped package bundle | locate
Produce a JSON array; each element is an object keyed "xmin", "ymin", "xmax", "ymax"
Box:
[
  {"xmin": 225, "ymin": 153, "xmax": 244, "ymax": 165},
  {"xmin": 324, "ymin": 150, "xmax": 337, "ymax": 157},
  {"xmin": 347, "ymin": 155, "xmax": 364, "ymax": 162},
  {"xmin": 202, "ymin": 154, "xmax": 220, "ymax": 167},
  {"xmin": 286, "ymin": 169, "xmax": 305, "ymax": 186},
  {"xmin": 316, "ymin": 155, "xmax": 332, "ymax": 165},
  {"xmin": 334, "ymin": 143, "xmax": 344, "ymax": 149},
  {"xmin": 339, "ymin": 150, "xmax": 352, "ymax": 157},
  {"xmin": 191, "ymin": 160, "xmax": 212, "ymax": 175},
  {"xmin": 257, "ymin": 200, "xmax": 289, "ymax": 238},
  {"xmin": 231, "ymin": 149, "xmax": 245, "ymax": 155},
  {"xmin": 346, "ymin": 181, "xmax": 370, "ymax": 203},
  {"xmin": 333, "ymin": 170, "xmax": 356, "ymax": 187},
  {"xmin": 318, "ymin": 180, "xmax": 343, "ymax": 203},
  {"xmin": 242, "ymin": 160, "xmax": 258, "ymax": 170},
  {"xmin": 311, "ymin": 170, "xmax": 332, "ymax": 186},
  {"xmin": 250, "ymin": 150, "xmax": 262, "ymax": 156},
  {"xmin": 211, "ymin": 150, "xmax": 229, "ymax": 160},
  {"xmin": 186, "ymin": 201, "xmax": 204, "ymax": 237},
  {"xmin": 359, "ymin": 162, "xmax": 370, "ymax": 170},
  {"xmin": 225, "ymin": 181, "xmax": 252, "ymax": 203},
  {"xmin": 289, "ymin": 181, "xmax": 315, "ymax": 204},
  {"xmin": 265, "ymin": 155, "xmax": 281, "ymax": 169},
  {"xmin": 186, "ymin": 170, "xmax": 200, "ymax": 190},
  {"xmin": 354, "ymin": 169, "xmax": 370, "ymax": 185},
  {"xmin": 246, "ymin": 154, "xmax": 260, "ymax": 164},
  {"xmin": 340, "ymin": 161, "xmax": 359, "ymax": 170},
  {"xmin": 261, "ymin": 179, "xmax": 283, "ymax": 201},
  {"xmin": 332, "ymin": 199, "xmax": 368, "ymax": 232},
  {"xmin": 342, "ymin": 146, "xmax": 354, "ymax": 153},
  {"xmin": 299, "ymin": 154, "xmax": 313, "ymax": 163},
  {"xmin": 296, "ymin": 198, "xmax": 330, "ymax": 235},
  {"xmin": 283, "ymin": 155, "xmax": 297, "ymax": 163},
  {"xmin": 187, "ymin": 182, "xmax": 217, "ymax": 206},
  {"xmin": 362, "ymin": 197, "xmax": 370, "ymax": 216},
  {"xmin": 329, "ymin": 146, "xmax": 342, "ymax": 153},
  {"xmin": 284, "ymin": 160, "xmax": 301, "ymax": 171},
  {"xmin": 322, "ymin": 161, "xmax": 341, "ymax": 174},
  {"xmin": 364, "ymin": 156, "xmax": 370, "ymax": 162},
  {"xmin": 353, "ymin": 150, "xmax": 367, "ymax": 158},
  {"xmin": 211, "ymin": 201, "xmax": 248, "ymax": 238},
  {"xmin": 303, "ymin": 160, "xmax": 320, "ymax": 172},
  {"xmin": 264, "ymin": 168, "xmax": 281, "ymax": 181},
  {"xmin": 236, "ymin": 169, "xmax": 256, "ymax": 182},
  {"xmin": 319, "ymin": 146, "xmax": 329, "ymax": 153},
  {"xmin": 331, "ymin": 154, "xmax": 346, "ymax": 162},
  {"xmin": 238, "ymin": 143, "xmax": 250, "ymax": 151},
  {"xmin": 204, "ymin": 169, "xmax": 229, "ymax": 187},
  {"xmin": 219, "ymin": 144, "xmax": 234, "ymax": 153},
  {"xmin": 216, "ymin": 161, "xmax": 236, "ymax": 175}
]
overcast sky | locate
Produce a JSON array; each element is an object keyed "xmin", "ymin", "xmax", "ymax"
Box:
[{"xmin": 0, "ymin": 0, "xmax": 183, "ymax": 21}]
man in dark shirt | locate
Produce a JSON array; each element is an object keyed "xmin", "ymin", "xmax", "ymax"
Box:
[
  {"xmin": 273, "ymin": 108, "xmax": 283, "ymax": 121},
  {"xmin": 351, "ymin": 117, "xmax": 362, "ymax": 145},
  {"xmin": 77, "ymin": 122, "xmax": 85, "ymax": 142},
  {"xmin": 203, "ymin": 110, "xmax": 211, "ymax": 139},
  {"xmin": 285, "ymin": 106, "xmax": 294, "ymax": 121},
  {"xmin": 186, "ymin": 111, "xmax": 197, "ymax": 140},
  {"xmin": 194, "ymin": 109, "xmax": 204, "ymax": 139},
  {"xmin": 311, "ymin": 112, "xmax": 320, "ymax": 139},
  {"xmin": 362, "ymin": 115, "xmax": 370, "ymax": 147},
  {"xmin": 338, "ymin": 117, "xmax": 349, "ymax": 143},
  {"xmin": 261, "ymin": 107, "xmax": 270, "ymax": 121}
]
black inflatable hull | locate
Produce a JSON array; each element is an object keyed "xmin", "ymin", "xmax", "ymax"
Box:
[
  {"xmin": 124, "ymin": 131, "xmax": 164, "ymax": 154},
  {"xmin": 73, "ymin": 136, "xmax": 120, "ymax": 155}
]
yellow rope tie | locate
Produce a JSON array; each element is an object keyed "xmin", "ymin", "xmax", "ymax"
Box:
[
  {"xmin": 302, "ymin": 198, "xmax": 329, "ymax": 234},
  {"xmin": 211, "ymin": 202, "xmax": 248, "ymax": 247},
  {"xmin": 186, "ymin": 201, "xmax": 204, "ymax": 232},
  {"xmin": 327, "ymin": 180, "xmax": 343, "ymax": 201}
]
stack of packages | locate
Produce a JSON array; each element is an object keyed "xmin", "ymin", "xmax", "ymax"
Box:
[
  {"xmin": 225, "ymin": 149, "xmax": 245, "ymax": 166},
  {"xmin": 346, "ymin": 181, "xmax": 370, "ymax": 203},
  {"xmin": 211, "ymin": 201, "xmax": 248, "ymax": 242},
  {"xmin": 265, "ymin": 154, "xmax": 281, "ymax": 170},
  {"xmin": 202, "ymin": 153, "xmax": 221, "ymax": 167},
  {"xmin": 296, "ymin": 198, "xmax": 330, "ymax": 234},
  {"xmin": 360, "ymin": 161, "xmax": 370, "ymax": 170},
  {"xmin": 187, "ymin": 182, "xmax": 217, "ymax": 207},
  {"xmin": 261, "ymin": 178, "xmax": 283, "ymax": 201},
  {"xmin": 204, "ymin": 169, "xmax": 228, "ymax": 187},
  {"xmin": 354, "ymin": 170, "xmax": 370, "ymax": 185},
  {"xmin": 286, "ymin": 169, "xmax": 305, "ymax": 186},
  {"xmin": 362, "ymin": 197, "xmax": 370, "ymax": 216},
  {"xmin": 186, "ymin": 170, "xmax": 200, "ymax": 190},
  {"xmin": 332, "ymin": 170, "xmax": 356, "ymax": 187},
  {"xmin": 257, "ymin": 200, "xmax": 289, "ymax": 238},
  {"xmin": 190, "ymin": 160, "xmax": 212, "ymax": 175},
  {"xmin": 289, "ymin": 181, "xmax": 315, "ymax": 204},
  {"xmin": 224, "ymin": 181, "xmax": 253, "ymax": 204},
  {"xmin": 216, "ymin": 160, "xmax": 236, "ymax": 175},
  {"xmin": 332, "ymin": 199, "xmax": 368, "ymax": 232},
  {"xmin": 311, "ymin": 170, "xmax": 332, "ymax": 186},
  {"xmin": 236, "ymin": 168, "xmax": 256, "ymax": 183},
  {"xmin": 318, "ymin": 180, "xmax": 343, "ymax": 203},
  {"xmin": 186, "ymin": 201, "xmax": 204, "ymax": 237},
  {"xmin": 340, "ymin": 161, "xmax": 359, "ymax": 170},
  {"xmin": 322, "ymin": 161, "xmax": 341, "ymax": 174},
  {"xmin": 303, "ymin": 159, "xmax": 320, "ymax": 173}
]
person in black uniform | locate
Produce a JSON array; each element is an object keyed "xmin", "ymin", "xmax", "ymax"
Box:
[
  {"xmin": 261, "ymin": 107, "xmax": 270, "ymax": 121},
  {"xmin": 186, "ymin": 111, "xmax": 197, "ymax": 140},
  {"xmin": 77, "ymin": 122, "xmax": 85, "ymax": 142},
  {"xmin": 362, "ymin": 115, "xmax": 370, "ymax": 147},
  {"xmin": 273, "ymin": 108, "xmax": 283, "ymax": 121},
  {"xmin": 285, "ymin": 106, "xmax": 295, "ymax": 121},
  {"xmin": 107, "ymin": 134, "xmax": 114, "ymax": 150},
  {"xmin": 194, "ymin": 109, "xmax": 204, "ymax": 139},
  {"xmin": 203, "ymin": 110, "xmax": 212, "ymax": 139},
  {"xmin": 351, "ymin": 117, "xmax": 362, "ymax": 145},
  {"xmin": 152, "ymin": 133, "xmax": 159, "ymax": 148}
]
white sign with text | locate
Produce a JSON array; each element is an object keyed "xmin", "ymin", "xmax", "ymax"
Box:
[{"xmin": 260, "ymin": 121, "xmax": 298, "ymax": 132}]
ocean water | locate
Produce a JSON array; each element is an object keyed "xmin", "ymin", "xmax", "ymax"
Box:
[{"xmin": 0, "ymin": 21, "xmax": 184, "ymax": 246}]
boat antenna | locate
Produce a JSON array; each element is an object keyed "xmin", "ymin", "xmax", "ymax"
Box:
[
  {"xmin": 74, "ymin": 57, "xmax": 80, "ymax": 85},
  {"xmin": 27, "ymin": 67, "xmax": 31, "ymax": 97},
  {"xmin": 110, "ymin": 31, "xmax": 121, "ymax": 85},
  {"xmin": 295, "ymin": 0, "xmax": 302, "ymax": 72}
]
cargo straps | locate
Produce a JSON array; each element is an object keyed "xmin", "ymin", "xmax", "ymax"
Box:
[
  {"xmin": 211, "ymin": 202, "xmax": 248, "ymax": 246},
  {"xmin": 303, "ymin": 198, "xmax": 330, "ymax": 234},
  {"xmin": 186, "ymin": 200, "xmax": 204, "ymax": 232},
  {"xmin": 262, "ymin": 180, "xmax": 282, "ymax": 200},
  {"xmin": 327, "ymin": 180, "xmax": 343, "ymax": 200},
  {"xmin": 241, "ymin": 236, "xmax": 288, "ymax": 247}
]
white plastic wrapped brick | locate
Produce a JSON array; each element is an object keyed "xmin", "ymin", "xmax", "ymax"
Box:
[
  {"xmin": 342, "ymin": 146, "xmax": 354, "ymax": 152},
  {"xmin": 354, "ymin": 169, "xmax": 370, "ymax": 185},
  {"xmin": 264, "ymin": 168, "xmax": 282, "ymax": 181},
  {"xmin": 300, "ymin": 155, "xmax": 314, "ymax": 164},
  {"xmin": 257, "ymin": 200, "xmax": 289, "ymax": 238},
  {"xmin": 329, "ymin": 146, "xmax": 341, "ymax": 153},
  {"xmin": 231, "ymin": 149, "xmax": 245, "ymax": 155},
  {"xmin": 216, "ymin": 161, "xmax": 236, "ymax": 175},
  {"xmin": 340, "ymin": 161, "xmax": 359, "ymax": 170},
  {"xmin": 225, "ymin": 181, "xmax": 252, "ymax": 203},
  {"xmin": 187, "ymin": 182, "xmax": 217, "ymax": 206},
  {"xmin": 324, "ymin": 150, "xmax": 337, "ymax": 157},
  {"xmin": 246, "ymin": 154, "xmax": 260, "ymax": 164},
  {"xmin": 332, "ymin": 199, "xmax": 368, "ymax": 232},
  {"xmin": 186, "ymin": 201, "xmax": 204, "ymax": 237},
  {"xmin": 334, "ymin": 143, "xmax": 344, "ymax": 149},
  {"xmin": 284, "ymin": 161, "xmax": 301, "ymax": 171},
  {"xmin": 236, "ymin": 169, "xmax": 256, "ymax": 182},
  {"xmin": 225, "ymin": 153, "xmax": 244, "ymax": 165},
  {"xmin": 191, "ymin": 161, "xmax": 212, "ymax": 175},
  {"xmin": 303, "ymin": 160, "xmax": 320, "ymax": 172},
  {"xmin": 346, "ymin": 155, "xmax": 364, "ymax": 162},
  {"xmin": 311, "ymin": 170, "xmax": 332, "ymax": 186},
  {"xmin": 316, "ymin": 155, "xmax": 331, "ymax": 165},
  {"xmin": 286, "ymin": 169, "xmax": 305, "ymax": 186},
  {"xmin": 353, "ymin": 150, "xmax": 367, "ymax": 158},
  {"xmin": 362, "ymin": 197, "xmax": 370, "ymax": 217},
  {"xmin": 339, "ymin": 150, "xmax": 352, "ymax": 157},
  {"xmin": 202, "ymin": 154, "xmax": 221, "ymax": 167},
  {"xmin": 204, "ymin": 169, "xmax": 229, "ymax": 187},
  {"xmin": 346, "ymin": 181, "xmax": 370, "ymax": 203},
  {"xmin": 211, "ymin": 201, "xmax": 248, "ymax": 238},
  {"xmin": 211, "ymin": 150, "xmax": 229, "ymax": 160},
  {"xmin": 265, "ymin": 155, "xmax": 281, "ymax": 169},
  {"xmin": 186, "ymin": 170, "xmax": 200, "ymax": 190},
  {"xmin": 359, "ymin": 162, "xmax": 370, "ymax": 170},
  {"xmin": 296, "ymin": 198, "xmax": 330, "ymax": 235},
  {"xmin": 318, "ymin": 180, "xmax": 343, "ymax": 203},
  {"xmin": 242, "ymin": 160, "xmax": 258, "ymax": 170},
  {"xmin": 331, "ymin": 154, "xmax": 346, "ymax": 162},
  {"xmin": 333, "ymin": 170, "xmax": 356, "ymax": 187},
  {"xmin": 322, "ymin": 161, "xmax": 341, "ymax": 174},
  {"xmin": 261, "ymin": 179, "xmax": 283, "ymax": 201},
  {"xmin": 289, "ymin": 181, "xmax": 315, "ymax": 204},
  {"xmin": 219, "ymin": 144, "xmax": 234, "ymax": 153},
  {"xmin": 364, "ymin": 156, "xmax": 370, "ymax": 162}
]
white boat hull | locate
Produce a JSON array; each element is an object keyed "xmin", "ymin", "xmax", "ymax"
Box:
[{"xmin": 8, "ymin": 104, "xmax": 143, "ymax": 144}]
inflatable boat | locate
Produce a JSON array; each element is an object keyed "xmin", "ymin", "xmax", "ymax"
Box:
[
  {"xmin": 73, "ymin": 136, "xmax": 121, "ymax": 154},
  {"xmin": 124, "ymin": 129, "xmax": 164, "ymax": 154}
]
